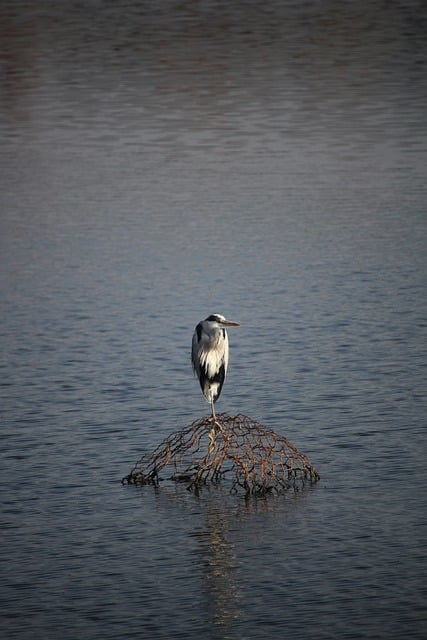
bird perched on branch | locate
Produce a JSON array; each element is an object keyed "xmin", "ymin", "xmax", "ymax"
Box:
[{"xmin": 191, "ymin": 313, "xmax": 240, "ymax": 421}]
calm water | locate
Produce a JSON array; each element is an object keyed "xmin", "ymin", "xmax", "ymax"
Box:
[{"xmin": 1, "ymin": 1, "xmax": 427, "ymax": 638}]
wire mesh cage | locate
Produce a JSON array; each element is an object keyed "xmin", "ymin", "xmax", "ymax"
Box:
[{"xmin": 122, "ymin": 413, "xmax": 320, "ymax": 496}]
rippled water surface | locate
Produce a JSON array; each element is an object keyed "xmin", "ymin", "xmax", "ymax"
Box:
[{"xmin": 1, "ymin": 1, "xmax": 426, "ymax": 638}]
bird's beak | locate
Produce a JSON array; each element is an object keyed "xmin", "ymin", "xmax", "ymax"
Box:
[{"xmin": 221, "ymin": 319, "xmax": 240, "ymax": 327}]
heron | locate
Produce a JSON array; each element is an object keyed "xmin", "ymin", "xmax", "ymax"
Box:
[{"xmin": 191, "ymin": 313, "xmax": 240, "ymax": 428}]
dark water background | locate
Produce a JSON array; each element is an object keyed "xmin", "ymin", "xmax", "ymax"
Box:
[{"xmin": 1, "ymin": 1, "xmax": 426, "ymax": 638}]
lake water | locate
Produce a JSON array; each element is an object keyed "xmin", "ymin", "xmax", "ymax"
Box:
[{"xmin": 1, "ymin": 1, "xmax": 426, "ymax": 638}]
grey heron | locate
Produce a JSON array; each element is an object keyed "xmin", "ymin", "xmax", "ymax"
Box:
[{"xmin": 191, "ymin": 313, "xmax": 240, "ymax": 421}]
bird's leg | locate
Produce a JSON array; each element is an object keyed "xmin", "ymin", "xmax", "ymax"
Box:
[
  {"xmin": 208, "ymin": 400, "xmax": 217, "ymax": 452},
  {"xmin": 208, "ymin": 400, "xmax": 226, "ymax": 454}
]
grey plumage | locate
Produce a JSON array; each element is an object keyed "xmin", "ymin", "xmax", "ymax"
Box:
[{"xmin": 191, "ymin": 313, "xmax": 240, "ymax": 419}]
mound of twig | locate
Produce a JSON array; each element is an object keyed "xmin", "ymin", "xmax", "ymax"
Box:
[{"xmin": 122, "ymin": 413, "xmax": 319, "ymax": 496}]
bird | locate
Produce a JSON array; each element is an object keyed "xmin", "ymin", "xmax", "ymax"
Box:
[{"xmin": 191, "ymin": 313, "xmax": 240, "ymax": 423}]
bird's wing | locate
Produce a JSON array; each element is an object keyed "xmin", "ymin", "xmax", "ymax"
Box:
[{"xmin": 191, "ymin": 327, "xmax": 201, "ymax": 378}]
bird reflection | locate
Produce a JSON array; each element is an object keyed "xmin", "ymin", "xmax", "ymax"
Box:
[
  {"xmin": 195, "ymin": 504, "xmax": 240, "ymax": 630},
  {"xmin": 153, "ymin": 484, "xmax": 314, "ymax": 632}
]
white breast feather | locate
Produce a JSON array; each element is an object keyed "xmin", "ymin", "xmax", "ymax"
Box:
[{"xmin": 198, "ymin": 332, "xmax": 229, "ymax": 378}]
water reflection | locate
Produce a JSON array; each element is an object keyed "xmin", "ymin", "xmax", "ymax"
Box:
[
  {"xmin": 150, "ymin": 483, "xmax": 318, "ymax": 633},
  {"xmin": 193, "ymin": 506, "xmax": 240, "ymax": 631}
]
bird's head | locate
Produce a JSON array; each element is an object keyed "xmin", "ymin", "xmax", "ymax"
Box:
[{"xmin": 204, "ymin": 314, "xmax": 240, "ymax": 329}]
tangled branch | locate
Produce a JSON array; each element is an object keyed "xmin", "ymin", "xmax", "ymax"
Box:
[{"xmin": 122, "ymin": 413, "xmax": 319, "ymax": 496}]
